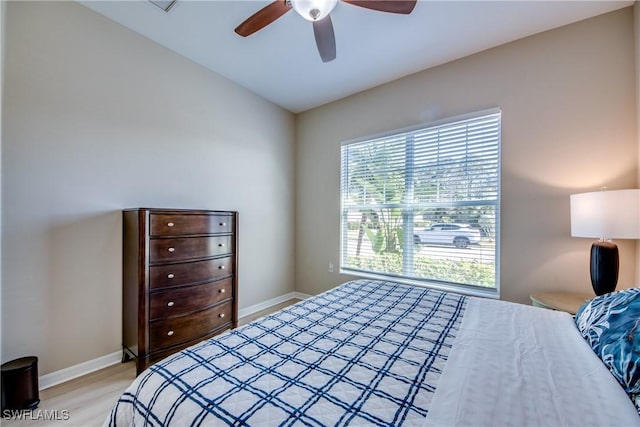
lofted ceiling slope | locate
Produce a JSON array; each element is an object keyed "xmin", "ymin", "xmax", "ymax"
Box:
[{"xmin": 79, "ymin": 1, "xmax": 633, "ymax": 113}]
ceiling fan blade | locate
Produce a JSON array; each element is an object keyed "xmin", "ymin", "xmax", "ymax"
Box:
[
  {"xmin": 342, "ymin": 0, "xmax": 417, "ymax": 14},
  {"xmin": 234, "ymin": 1, "xmax": 292, "ymax": 37},
  {"xmin": 313, "ymin": 16, "xmax": 336, "ymax": 63}
]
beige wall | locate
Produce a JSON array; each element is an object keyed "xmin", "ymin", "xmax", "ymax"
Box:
[
  {"xmin": 0, "ymin": 0, "xmax": 5, "ymax": 353},
  {"xmin": 2, "ymin": 1, "xmax": 296, "ymax": 375},
  {"xmin": 296, "ymin": 7, "xmax": 638, "ymax": 304},
  {"xmin": 636, "ymin": 1, "xmax": 640, "ymax": 286}
]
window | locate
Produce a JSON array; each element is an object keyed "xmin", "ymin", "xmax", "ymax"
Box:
[{"xmin": 340, "ymin": 110, "xmax": 501, "ymax": 296}]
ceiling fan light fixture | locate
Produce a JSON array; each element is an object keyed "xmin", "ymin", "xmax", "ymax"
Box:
[{"xmin": 290, "ymin": 0, "xmax": 338, "ymax": 21}]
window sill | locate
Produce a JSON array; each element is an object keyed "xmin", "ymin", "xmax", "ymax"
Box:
[{"xmin": 339, "ymin": 269, "xmax": 499, "ymax": 299}]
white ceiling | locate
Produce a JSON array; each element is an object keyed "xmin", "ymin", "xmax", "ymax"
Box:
[{"xmin": 79, "ymin": 0, "xmax": 632, "ymax": 113}]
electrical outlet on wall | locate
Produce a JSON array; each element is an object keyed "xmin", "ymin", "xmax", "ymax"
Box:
[{"xmin": 328, "ymin": 262, "xmax": 334, "ymax": 273}]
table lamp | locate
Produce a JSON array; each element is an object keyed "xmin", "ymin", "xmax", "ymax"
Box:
[{"xmin": 570, "ymin": 189, "xmax": 640, "ymax": 295}]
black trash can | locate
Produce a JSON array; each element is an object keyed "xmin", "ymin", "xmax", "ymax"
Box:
[{"xmin": 1, "ymin": 356, "xmax": 40, "ymax": 411}]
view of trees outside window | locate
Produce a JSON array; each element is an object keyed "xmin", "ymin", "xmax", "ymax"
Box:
[{"xmin": 340, "ymin": 111, "xmax": 500, "ymax": 291}]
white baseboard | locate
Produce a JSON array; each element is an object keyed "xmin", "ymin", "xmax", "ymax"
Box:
[
  {"xmin": 238, "ymin": 291, "xmax": 311, "ymax": 319},
  {"xmin": 39, "ymin": 351, "xmax": 122, "ymax": 390},
  {"xmin": 39, "ymin": 291, "xmax": 312, "ymax": 390}
]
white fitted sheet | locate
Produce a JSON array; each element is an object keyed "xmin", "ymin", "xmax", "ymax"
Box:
[{"xmin": 424, "ymin": 297, "xmax": 639, "ymax": 426}]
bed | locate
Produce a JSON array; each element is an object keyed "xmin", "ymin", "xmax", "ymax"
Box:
[{"xmin": 105, "ymin": 279, "xmax": 640, "ymax": 426}]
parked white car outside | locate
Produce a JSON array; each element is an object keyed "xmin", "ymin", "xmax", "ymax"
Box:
[{"xmin": 413, "ymin": 223, "xmax": 481, "ymax": 248}]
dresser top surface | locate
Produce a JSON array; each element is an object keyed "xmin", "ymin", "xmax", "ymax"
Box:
[{"xmin": 124, "ymin": 208, "xmax": 237, "ymax": 215}]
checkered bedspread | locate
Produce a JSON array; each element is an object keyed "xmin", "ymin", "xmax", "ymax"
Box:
[{"xmin": 105, "ymin": 280, "xmax": 467, "ymax": 426}]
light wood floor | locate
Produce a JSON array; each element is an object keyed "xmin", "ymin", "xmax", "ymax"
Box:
[{"xmin": 1, "ymin": 299, "xmax": 300, "ymax": 427}]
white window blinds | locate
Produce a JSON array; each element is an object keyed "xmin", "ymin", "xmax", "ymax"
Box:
[{"xmin": 340, "ymin": 110, "xmax": 501, "ymax": 294}]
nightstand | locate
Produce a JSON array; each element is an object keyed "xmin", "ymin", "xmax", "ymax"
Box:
[{"xmin": 530, "ymin": 292, "xmax": 593, "ymax": 315}]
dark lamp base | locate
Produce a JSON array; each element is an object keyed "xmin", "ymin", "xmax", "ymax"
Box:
[{"xmin": 590, "ymin": 241, "xmax": 619, "ymax": 296}]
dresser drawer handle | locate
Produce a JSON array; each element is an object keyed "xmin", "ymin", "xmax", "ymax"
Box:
[
  {"xmin": 168, "ymin": 247, "xmax": 175, "ymax": 253},
  {"xmin": 167, "ymin": 273, "xmax": 175, "ymax": 279},
  {"xmin": 219, "ymin": 288, "xmax": 226, "ymax": 294},
  {"xmin": 219, "ymin": 222, "xmax": 227, "ymax": 227},
  {"xmin": 167, "ymin": 301, "xmax": 175, "ymax": 307},
  {"xmin": 219, "ymin": 313, "xmax": 225, "ymax": 318},
  {"xmin": 218, "ymin": 265, "xmax": 225, "ymax": 270},
  {"xmin": 167, "ymin": 222, "xmax": 174, "ymax": 227},
  {"xmin": 167, "ymin": 330, "xmax": 174, "ymax": 336},
  {"xmin": 218, "ymin": 243, "xmax": 225, "ymax": 248}
]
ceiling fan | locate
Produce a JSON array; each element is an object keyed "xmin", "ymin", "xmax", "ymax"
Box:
[{"xmin": 235, "ymin": 0, "xmax": 417, "ymax": 63}]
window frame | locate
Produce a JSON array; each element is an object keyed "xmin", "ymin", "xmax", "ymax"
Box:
[{"xmin": 339, "ymin": 108, "xmax": 501, "ymax": 298}]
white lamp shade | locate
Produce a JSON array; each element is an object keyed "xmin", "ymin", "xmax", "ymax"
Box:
[
  {"xmin": 291, "ymin": 0, "xmax": 338, "ymax": 21},
  {"xmin": 570, "ymin": 189, "xmax": 640, "ymax": 239}
]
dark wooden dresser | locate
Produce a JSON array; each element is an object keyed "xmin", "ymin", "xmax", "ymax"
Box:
[{"xmin": 122, "ymin": 208, "xmax": 238, "ymax": 375}]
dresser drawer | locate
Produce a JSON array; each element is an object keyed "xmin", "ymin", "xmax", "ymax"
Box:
[
  {"xmin": 147, "ymin": 328, "xmax": 229, "ymax": 366},
  {"xmin": 150, "ymin": 236, "xmax": 233, "ymax": 263},
  {"xmin": 150, "ymin": 214, "xmax": 234, "ymax": 236},
  {"xmin": 149, "ymin": 256, "xmax": 233, "ymax": 289},
  {"xmin": 149, "ymin": 303, "xmax": 232, "ymax": 350},
  {"xmin": 149, "ymin": 278, "xmax": 233, "ymax": 320}
]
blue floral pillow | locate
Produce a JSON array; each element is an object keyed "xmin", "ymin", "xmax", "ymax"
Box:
[{"xmin": 575, "ymin": 288, "xmax": 640, "ymax": 409}]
